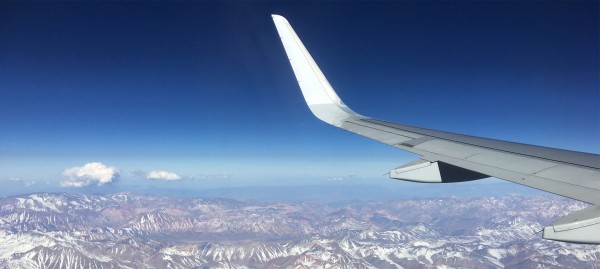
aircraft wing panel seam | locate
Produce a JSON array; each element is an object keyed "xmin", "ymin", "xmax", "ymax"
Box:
[
  {"xmin": 532, "ymin": 164, "xmax": 561, "ymax": 175},
  {"xmin": 342, "ymin": 119, "xmax": 420, "ymax": 143}
]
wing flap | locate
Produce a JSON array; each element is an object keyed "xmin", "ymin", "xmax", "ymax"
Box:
[
  {"xmin": 535, "ymin": 165, "xmax": 600, "ymax": 190},
  {"xmin": 543, "ymin": 205, "xmax": 600, "ymax": 244},
  {"xmin": 424, "ymin": 151, "xmax": 600, "ymax": 204}
]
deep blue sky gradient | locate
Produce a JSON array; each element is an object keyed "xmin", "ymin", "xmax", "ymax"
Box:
[{"xmin": 0, "ymin": 1, "xmax": 598, "ymax": 194}]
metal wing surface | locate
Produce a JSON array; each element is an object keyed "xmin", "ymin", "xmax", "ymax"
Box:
[{"xmin": 272, "ymin": 15, "xmax": 600, "ymax": 244}]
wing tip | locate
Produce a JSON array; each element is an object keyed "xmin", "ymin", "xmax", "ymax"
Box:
[
  {"xmin": 271, "ymin": 14, "xmax": 287, "ymax": 22},
  {"xmin": 271, "ymin": 14, "xmax": 361, "ymax": 125}
]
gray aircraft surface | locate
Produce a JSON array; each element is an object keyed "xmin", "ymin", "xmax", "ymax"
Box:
[{"xmin": 272, "ymin": 15, "xmax": 600, "ymax": 244}]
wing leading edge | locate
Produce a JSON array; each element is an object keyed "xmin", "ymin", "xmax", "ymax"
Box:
[{"xmin": 272, "ymin": 15, "xmax": 600, "ymax": 244}]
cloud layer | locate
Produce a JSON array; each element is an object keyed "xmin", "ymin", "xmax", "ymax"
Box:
[
  {"xmin": 146, "ymin": 170, "xmax": 181, "ymax": 181},
  {"xmin": 61, "ymin": 162, "xmax": 119, "ymax": 187}
]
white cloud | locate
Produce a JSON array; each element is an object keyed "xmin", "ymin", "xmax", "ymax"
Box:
[
  {"xmin": 325, "ymin": 174, "xmax": 360, "ymax": 181},
  {"xmin": 205, "ymin": 173, "xmax": 231, "ymax": 180},
  {"xmin": 146, "ymin": 170, "xmax": 181, "ymax": 181},
  {"xmin": 60, "ymin": 162, "xmax": 119, "ymax": 187},
  {"xmin": 186, "ymin": 173, "xmax": 232, "ymax": 180},
  {"xmin": 7, "ymin": 177, "xmax": 36, "ymax": 187},
  {"xmin": 127, "ymin": 170, "xmax": 147, "ymax": 179}
]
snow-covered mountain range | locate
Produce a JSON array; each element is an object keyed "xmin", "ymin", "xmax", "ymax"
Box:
[{"xmin": 0, "ymin": 193, "xmax": 598, "ymax": 268}]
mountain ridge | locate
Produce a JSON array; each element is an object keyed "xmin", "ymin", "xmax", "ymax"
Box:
[{"xmin": 0, "ymin": 192, "xmax": 598, "ymax": 268}]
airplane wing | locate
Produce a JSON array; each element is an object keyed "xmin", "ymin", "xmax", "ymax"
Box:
[{"xmin": 272, "ymin": 15, "xmax": 600, "ymax": 244}]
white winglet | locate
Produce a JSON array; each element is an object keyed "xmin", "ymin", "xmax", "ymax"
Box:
[{"xmin": 272, "ymin": 15, "xmax": 362, "ymax": 126}]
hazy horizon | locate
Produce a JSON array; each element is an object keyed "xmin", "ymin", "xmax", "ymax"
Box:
[{"xmin": 1, "ymin": 1, "xmax": 598, "ymax": 202}]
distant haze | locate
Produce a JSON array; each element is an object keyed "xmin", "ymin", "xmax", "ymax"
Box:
[{"xmin": 1, "ymin": 1, "xmax": 597, "ymax": 194}]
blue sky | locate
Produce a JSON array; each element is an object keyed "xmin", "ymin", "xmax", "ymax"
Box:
[{"xmin": 0, "ymin": 1, "xmax": 598, "ymax": 195}]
